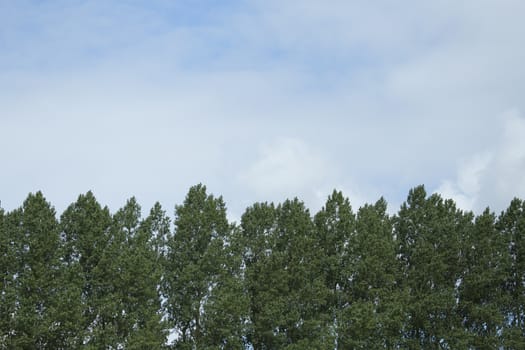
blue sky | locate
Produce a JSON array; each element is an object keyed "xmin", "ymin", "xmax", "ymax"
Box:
[{"xmin": 2, "ymin": 0, "xmax": 525, "ymax": 220}]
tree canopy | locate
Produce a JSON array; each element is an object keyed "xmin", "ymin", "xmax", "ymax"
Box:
[{"xmin": 1, "ymin": 184, "xmax": 524, "ymax": 349}]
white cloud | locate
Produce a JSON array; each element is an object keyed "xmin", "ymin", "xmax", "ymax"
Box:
[
  {"xmin": 239, "ymin": 138, "xmax": 328, "ymax": 198},
  {"xmin": 237, "ymin": 137, "xmax": 385, "ymax": 215},
  {"xmin": 436, "ymin": 109, "xmax": 525, "ymax": 213},
  {"xmin": 435, "ymin": 154, "xmax": 492, "ymax": 211},
  {"xmin": 2, "ymin": 1, "xmax": 525, "ymax": 217}
]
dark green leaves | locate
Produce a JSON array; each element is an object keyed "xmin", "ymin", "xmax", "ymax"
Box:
[{"xmin": 1, "ymin": 185, "xmax": 524, "ymax": 348}]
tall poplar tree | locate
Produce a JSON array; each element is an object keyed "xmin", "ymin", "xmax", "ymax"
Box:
[
  {"xmin": 240, "ymin": 202, "xmax": 281, "ymax": 349},
  {"xmin": 110, "ymin": 198, "xmax": 167, "ymax": 348},
  {"xmin": 163, "ymin": 184, "xmax": 234, "ymax": 349},
  {"xmin": 277, "ymin": 198, "xmax": 332, "ymax": 349},
  {"xmin": 395, "ymin": 186, "xmax": 471, "ymax": 348},
  {"xmin": 242, "ymin": 199, "xmax": 332, "ymax": 349},
  {"xmin": 459, "ymin": 208, "xmax": 507, "ymax": 348},
  {"xmin": 339, "ymin": 198, "xmax": 404, "ymax": 349},
  {"xmin": 133, "ymin": 202, "xmax": 172, "ymax": 347},
  {"xmin": 0, "ymin": 205, "xmax": 16, "ymax": 347},
  {"xmin": 60, "ymin": 191, "xmax": 113, "ymax": 348},
  {"xmin": 198, "ymin": 222, "xmax": 248, "ymax": 350},
  {"xmin": 498, "ymin": 198, "xmax": 525, "ymax": 348},
  {"xmin": 313, "ymin": 190, "xmax": 355, "ymax": 348},
  {"xmin": 6, "ymin": 192, "xmax": 65, "ymax": 348}
]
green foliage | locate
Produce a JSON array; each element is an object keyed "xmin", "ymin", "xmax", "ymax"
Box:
[
  {"xmin": 498, "ymin": 198, "xmax": 525, "ymax": 348},
  {"xmin": 0, "ymin": 205, "xmax": 16, "ymax": 348},
  {"xmin": 163, "ymin": 184, "xmax": 244, "ymax": 349},
  {"xmin": 459, "ymin": 209, "xmax": 507, "ymax": 348},
  {"xmin": 242, "ymin": 199, "xmax": 333, "ymax": 349},
  {"xmin": 1, "ymin": 185, "xmax": 524, "ymax": 348},
  {"xmin": 240, "ymin": 202, "xmax": 280, "ymax": 349},
  {"xmin": 395, "ymin": 186, "xmax": 473, "ymax": 348},
  {"xmin": 110, "ymin": 197, "xmax": 167, "ymax": 348},
  {"xmin": 313, "ymin": 190, "xmax": 355, "ymax": 349},
  {"xmin": 4, "ymin": 192, "xmax": 67, "ymax": 349},
  {"xmin": 340, "ymin": 198, "xmax": 405, "ymax": 349},
  {"xmin": 60, "ymin": 191, "xmax": 113, "ymax": 348}
]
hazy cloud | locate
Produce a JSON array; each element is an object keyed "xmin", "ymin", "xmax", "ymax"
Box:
[
  {"xmin": 240, "ymin": 138, "xmax": 327, "ymax": 196},
  {"xmin": 1, "ymin": 0, "xmax": 525, "ymax": 216},
  {"xmin": 436, "ymin": 110, "xmax": 525, "ymax": 213}
]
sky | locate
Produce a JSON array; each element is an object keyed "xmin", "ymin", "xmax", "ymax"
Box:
[{"xmin": 2, "ymin": 0, "xmax": 525, "ymax": 221}]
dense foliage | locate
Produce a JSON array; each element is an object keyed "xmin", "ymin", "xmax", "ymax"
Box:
[{"xmin": 1, "ymin": 184, "xmax": 524, "ymax": 349}]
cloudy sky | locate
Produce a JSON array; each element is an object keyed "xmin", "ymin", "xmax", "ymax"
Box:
[{"xmin": 2, "ymin": 0, "xmax": 525, "ymax": 220}]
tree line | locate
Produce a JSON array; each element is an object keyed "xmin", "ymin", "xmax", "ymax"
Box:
[{"xmin": 1, "ymin": 184, "xmax": 524, "ymax": 349}]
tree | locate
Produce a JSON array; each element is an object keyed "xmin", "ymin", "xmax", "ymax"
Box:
[
  {"xmin": 276, "ymin": 198, "xmax": 332, "ymax": 349},
  {"xmin": 242, "ymin": 199, "xmax": 332, "ymax": 349},
  {"xmin": 163, "ymin": 184, "xmax": 238, "ymax": 349},
  {"xmin": 459, "ymin": 208, "xmax": 507, "ymax": 349},
  {"xmin": 5, "ymin": 192, "xmax": 66, "ymax": 349},
  {"xmin": 61, "ymin": 193, "xmax": 168, "ymax": 348},
  {"xmin": 240, "ymin": 202, "xmax": 282, "ymax": 349},
  {"xmin": 339, "ymin": 198, "xmax": 405, "ymax": 349},
  {"xmin": 0, "ymin": 205, "xmax": 16, "ymax": 348},
  {"xmin": 313, "ymin": 190, "xmax": 355, "ymax": 348},
  {"xmin": 395, "ymin": 186, "xmax": 471, "ymax": 348},
  {"xmin": 498, "ymin": 198, "xmax": 525, "ymax": 348},
  {"xmin": 199, "ymin": 223, "xmax": 248, "ymax": 350},
  {"xmin": 60, "ymin": 191, "xmax": 113, "ymax": 348},
  {"xmin": 113, "ymin": 199, "xmax": 168, "ymax": 348}
]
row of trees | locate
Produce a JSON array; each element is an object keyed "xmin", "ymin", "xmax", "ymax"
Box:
[{"xmin": 1, "ymin": 184, "xmax": 524, "ymax": 349}]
